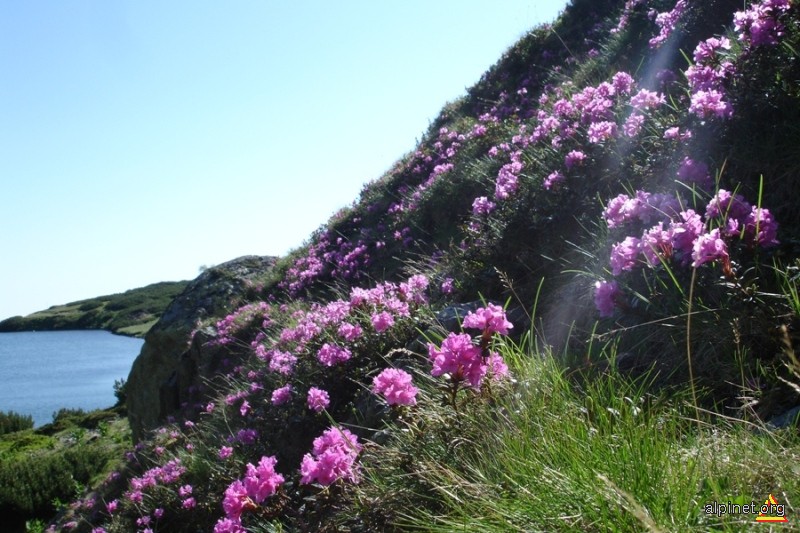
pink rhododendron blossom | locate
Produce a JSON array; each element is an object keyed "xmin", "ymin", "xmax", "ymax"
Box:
[
  {"xmin": 594, "ymin": 280, "xmax": 619, "ymax": 317},
  {"xmin": 182, "ymin": 497, "xmax": 196, "ymax": 509},
  {"xmin": 337, "ymin": 322, "xmax": 363, "ymax": 341},
  {"xmin": 219, "ymin": 446, "xmax": 234, "ymax": 460},
  {"xmin": 372, "ymin": 368, "xmax": 418, "ymax": 406},
  {"xmin": 371, "ymin": 311, "xmax": 395, "ymax": 333},
  {"xmin": 677, "ymin": 157, "xmax": 711, "ymax": 187},
  {"xmin": 271, "ymin": 384, "xmax": 293, "ymax": 406},
  {"xmin": 472, "ymin": 196, "xmax": 496, "ymax": 215},
  {"xmin": 441, "ymin": 277, "xmax": 455, "ymax": 294},
  {"xmin": 693, "ymin": 36, "xmax": 731, "ymax": 63},
  {"xmin": 300, "ymin": 426, "xmax": 362, "ymax": 486},
  {"xmin": 705, "ymin": 189, "xmax": 751, "ymax": 222},
  {"xmin": 543, "ymin": 170, "xmax": 565, "ymax": 190},
  {"xmin": 269, "ymin": 350, "xmax": 297, "ymax": 374},
  {"xmin": 610, "ymin": 237, "xmax": 642, "ymax": 275},
  {"xmin": 670, "ymin": 210, "xmax": 705, "ymax": 261},
  {"xmin": 214, "ymin": 518, "xmax": 247, "ymax": 533},
  {"xmin": 428, "ymin": 332, "xmax": 486, "ymax": 389},
  {"xmin": 307, "ymin": 387, "xmax": 330, "ymax": 412},
  {"xmin": 689, "ymin": 90, "xmax": 733, "ymax": 119},
  {"xmin": 692, "ymin": 229, "xmax": 729, "ymax": 267},
  {"xmin": 744, "ymin": 207, "xmax": 779, "ymax": 247},
  {"xmin": 462, "ymin": 304, "xmax": 513, "ymax": 336},
  {"xmin": 487, "ymin": 353, "xmax": 510, "ymax": 380},
  {"xmin": 317, "ymin": 343, "xmax": 351, "ymax": 366},
  {"xmin": 243, "ymin": 456, "xmax": 284, "ymax": 503},
  {"xmin": 565, "ymin": 150, "xmax": 587, "ymax": 169},
  {"xmin": 587, "ymin": 120, "xmax": 617, "ymax": 143},
  {"xmin": 629, "ymin": 89, "xmax": 665, "ymax": 110},
  {"xmin": 612, "ymin": 71, "xmax": 636, "ymax": 94},
  {"xmin": 222, "ymin": 480, "xmax": 251, "ymax": 521},
  {"xmin": 641, "ymin": 223, "xmax": 673, "ymax": 266},
  {"xmin": 623, "ymin": 113, "xmax": 645, "ymax": 137}
]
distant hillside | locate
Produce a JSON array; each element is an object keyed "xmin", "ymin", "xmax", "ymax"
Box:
[{"xmin": 0, "ymin": 281, "xmax": 190, "ymax": 337}]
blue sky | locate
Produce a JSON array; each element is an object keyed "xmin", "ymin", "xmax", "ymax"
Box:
[{"xmin": 0, "ymin": 1, "xmax": 568, "ymax": 320}]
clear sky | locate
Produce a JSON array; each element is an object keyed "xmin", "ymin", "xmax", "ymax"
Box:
[{"xmin": 0, "ymin": 1, "xmax": 568, "ymax": 320}]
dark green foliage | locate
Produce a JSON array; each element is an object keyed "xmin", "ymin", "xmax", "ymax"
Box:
[
  {"xmin": 0, "ymin": 410, "xmax": 33, "ymax": 436},
  {"xmin": 0, "ymin": 280, "xmax": 189, "ymax": 337}
]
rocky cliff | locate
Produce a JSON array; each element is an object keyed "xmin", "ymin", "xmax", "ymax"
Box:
[{"xmin": 126, "ymin": 255, "xmax": 276, "ymax": 441}]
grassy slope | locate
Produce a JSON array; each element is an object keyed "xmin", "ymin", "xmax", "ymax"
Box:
[
  {"xmin": 40, "ymin": 0, "xmax": 800, "ymax": 530},
  {"xmin": 0, "ymin": 281, "xmax": 189, "ymax": 338}
]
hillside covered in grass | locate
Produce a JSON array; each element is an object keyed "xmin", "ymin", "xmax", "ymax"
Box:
[
  {"xmin": 0, "ymin": 281, "xmax": 189, "ymax": 337},
  {"xmin": 37, "ymin": 0, "xmax": 800, "ymax": 530}
]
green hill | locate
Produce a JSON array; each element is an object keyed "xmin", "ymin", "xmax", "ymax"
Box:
[{"xmin": 0, "ymin": 281, "xmax": 189, "ymax": 337}]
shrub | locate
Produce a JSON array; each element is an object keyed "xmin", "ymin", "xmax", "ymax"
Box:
[{"xmin": 0, "ymin": 410, "xmax": 33, "ymax": 436}]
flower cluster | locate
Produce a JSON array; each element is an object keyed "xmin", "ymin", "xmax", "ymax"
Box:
[
  {"xmin": 426, "ymin": 305, "xmax": 513, "ymax": 391},
  {"xmin": 734, "ymin": 0, "xmax": 791, "ymax": 47},
  {"xmin": 649, "ymin": 0, "xmax": 688, "ymax": 49},
  {"xmin": 217, "ymin": 456, "xmax": 284, "ymax": 531},
  {"xmin": 596, "ymin": 188, "xmax": 779, "ymax": 316},
  {"xmin": 371, "ymin": 368, "xmax": 418, "ymax": 406},
  {"xmin": 211, "ymin": 302, "xmax": 272, "ymax": 346},
  {"xmin": 300, "ymin": 426, "xmax": 362, "ymax": 485}
]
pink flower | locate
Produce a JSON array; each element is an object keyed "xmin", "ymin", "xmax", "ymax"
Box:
[
  {"xmin": 428, "ymin": 333, "xmax": 486, "ymax": 389},
  {"xmin": 472, "ymin": 196, "xmax": 496, "ymax": 215},
  {"xmin": 307, "ymin": 387, "xmax": 330, "ymax": 413},
  {"xmin": 268, "ymin": 350, "xmax": 297, "ymax": 375},
  {"xmin": 610, "ymin": 237, "xmax": 641, "ymax": 275},
  {"xmin": 486, "ymin": 353, "xmax": 510, "ymax": 380},
  {"xmin": 182, "ymin": 497, "xmax": 196, "ymax": 509},
  {"xmin": 692, "ymin": 229, "xmax": 729, "ymax": 267},
  {"xmin": 629, "ymin": 89, "xmax": 665, "ymax": 110},
  {"xmin": 371, "ymin": 311, "xmax": 395, "ymax": 333},
  {"xmin": 337, "ymin": 322, "xmax": 363, "ymax": 341},
  {"xmin": 300, "ymin": 426, "xmax": 362, "ymax": 486},
  {"xmin": 372, "ymin": 368, "xmax": 418, "ymax": 406},
  {"xmin": 214, "ymin": 518, "xmax": 247, "ymax": 533},
  {"xmin": 440, "ymin": 277, "xmax": 455, "ymax": 294},
  {"xmin": 462, "ymin": 304, "xmax": 513, "ymax": 336},
  {"xmin": 179, "ymin": 484, "xmax": 193, "ymax": 497},
  {"xmin": 744, "ymin": 206, "xmax": 779, "ymax": 247},
  {"xmin": 670, "ymin": 209, "xmax": 705, "ymax": 261},
  {"xmin": 243, "ymin": 456, "xmax": 284, "ymax": 503},
  {"xmin": 587, "ymin": 120, "xmax": 617, "ymax": 143},
  {"xmin": 222, "ymin": 480, "xmax": 251, "ymax": 521},
  {"xmin": 317, "ymin": 343, "xmax": 351, "ymax": 366},
  {"xmin": 565, "ymin": 150, "xmax": 587, "ymax": 169},
  {"xmin": 689, "ymin": 90, "xmax": 733, "ymax": 119},
  {"xmin": 676, "ymin": 157, "xmax": 711, "ymax": 187},
  {"xmin": 612, "ymin": 71, "xmax": 636, "ymax": 94},
  {"xmin": 594, "ymin": 280, "xmax": 619, "ymax": 317},
  {"xmin": 641, "ymin": 223, "xmax": 673, "ymax": 266},
  {"xmin": 705, "ymin": 189, "xmax": 751, "ymax": 222},
  {"xmin": 543, "ymin": 170, "xmax": 565, "ymax": 190},
  {"xmin": 219, "ymin": 446, "xmax": 234, "ymax": 460},
  {"xmin": 271, "ymin": 384, "xmax": 293, "ymax": 406},
  {"xmin": 623, "ymin": 113, "xmax": 645, "ymax": 137}
]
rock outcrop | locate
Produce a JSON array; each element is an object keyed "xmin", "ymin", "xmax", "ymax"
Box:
[{"xmin": 126, "ymin": 255, "xmax": 276, "ymax": 441}]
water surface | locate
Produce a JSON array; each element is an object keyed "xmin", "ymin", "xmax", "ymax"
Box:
[{"xmin": 0, "ymin": 330, "xmax": 143, "ymax": 427}]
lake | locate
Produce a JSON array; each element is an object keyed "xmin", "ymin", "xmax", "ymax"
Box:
[{"xmin": 0, "ymin": 330, "xmax": 143, "ymax": 427}]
